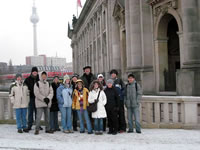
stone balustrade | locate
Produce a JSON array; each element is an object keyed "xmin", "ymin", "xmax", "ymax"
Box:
[{"xmin": 0, "ymin": 92, "xmax": 200, "ymax": 129}]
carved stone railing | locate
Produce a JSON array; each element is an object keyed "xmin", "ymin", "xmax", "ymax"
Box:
[
  {"xmin": 0, "ymin": 92, "xmax": 200, "ymax": 129},
  {"xmin": 140, "ymin": 96, "xmax": 200, "ymax": 129}
]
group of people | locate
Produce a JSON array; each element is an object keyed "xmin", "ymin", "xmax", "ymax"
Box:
[{"xmin": 9, "ymin": 66, "xmax": 142, "ymax": 135}]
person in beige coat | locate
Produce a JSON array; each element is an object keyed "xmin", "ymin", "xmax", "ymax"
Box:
[
  {"xmin": 9, "ymin": 73, "xmax": 30, "ymax": 133},
  {"xmin": 34, "ymin": 71, "xmax": 53, "ymax": 135}
]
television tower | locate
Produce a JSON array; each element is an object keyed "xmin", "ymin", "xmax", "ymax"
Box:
[{"xmin": 30, "ymin": 0, "xmax": 39, "ymax": 56}]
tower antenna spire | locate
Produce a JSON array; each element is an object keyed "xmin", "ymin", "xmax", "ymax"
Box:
[{"xmin": 30, "ymin": 0, "xmax": 39, "ymax": 56}]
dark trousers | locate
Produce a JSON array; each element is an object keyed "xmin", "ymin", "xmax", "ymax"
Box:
[
  {"xmin": 107, "ymin": 108, "xmax": 118, "ymax": 133},
  {"xmin": 118, "ymin": 100, "xmax": 126, "ymax": 131},
  {"xmin": 28, "ymin": 97, "xmax": 37, "ymax": 128},
  {"xmin": 72, "ymin": 109, "xmax": 77, "ymax": 129},
  {"xmin": 50, "ymin": 111, "xmax": 59, "ymax": 130},
  {"xmin": 103, "ymin": 118, "xmax": 107, "ymax": 131}
]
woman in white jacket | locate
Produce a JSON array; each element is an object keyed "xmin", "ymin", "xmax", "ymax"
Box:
[
  {"xmin": 88, "ymin": 80, "xmax": 107, "ymax": 135},
  {"xmin": 9, "ymin": 73, "xmax": 29, "ymax": 133}
]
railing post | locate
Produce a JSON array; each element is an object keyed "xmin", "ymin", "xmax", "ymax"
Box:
[
  {"xmin": 163, "ymin": 103, "xmax": 169, "ymax": 123},
  {"xmin": 0, "ymin": 98, "xmax": 4, "ymax": 120},
  {"xmin": 154, "ymin": 102, "xmax": 160, "ymax": 123},
  {"xmin": 173, "ymin": 103, "xmax": 178, "ymax": 123}
]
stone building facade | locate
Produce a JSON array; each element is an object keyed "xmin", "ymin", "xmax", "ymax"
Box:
[{"xmin": 68, "ymin": 0, "xmax": 200, "ymax": 96}]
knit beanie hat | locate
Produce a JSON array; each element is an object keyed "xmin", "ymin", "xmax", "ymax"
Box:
[
  {"xmin": 106, "ymin": 79, "xmax": 114, "ymax": 84},
  {"xmin": 63, "ymin": 75, "xmax": 70, "ymax": 84},
  {"xmin": 31, "ymin": 67, "xmax": 38, "ymax": 73}
]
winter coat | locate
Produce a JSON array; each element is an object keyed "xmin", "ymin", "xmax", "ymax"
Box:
[
  {"xmin": 72, "ymin": 88, "xmax": 89, "ymax": 110},
  {"xmin": 113, "ymin": 78, "xmax": 125, "ymax": 101},
  {"xmin": 24, "ymin": 74, "xmax": 39, "ymax": 98},
  {"xmin": 34, "ymin": 79, "xmax": 53, "ymax": 108},
  {"xmin": 104, "ymin": 87, "xmax": 120, "ymax": 110},
  {"xmin": 88, "ymin": 89, "xmax": 107, "ymax": 118},
  {"xmin": 81, "ymin": 73, "xmax": 96, "ymax": 89},
  {"xmin": 50, "ymin": 82, "xmax": 60, "ymax": 112},
  {"xmin": 124, "ymin": 81, "xmax": 142, "ymax": 108},
  {"xmin": 57, "ymin": 84, "xmax": 73, "ymax": 108},
  {"xmin": 9, "ymin": 81, "xmax": 30, "ymax": 109}
]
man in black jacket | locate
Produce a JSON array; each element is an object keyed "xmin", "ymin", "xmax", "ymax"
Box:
[
  {"xmin": 80, "ymin": 66, "xmax": 96, "ymax": 90},
  {"xmin": 24, "ymin": 67, "xmax": 40, "ymax": 130},
  {"xmin": 104, "ymin": 79, "xmax": 120, "ymax": 135},
  {"xmin": 110, "ymin": 69, "xmax": 126, "ymax": 133}
]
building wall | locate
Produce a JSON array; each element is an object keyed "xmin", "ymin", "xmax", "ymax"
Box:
[{"xmin": 69, "ymin": 0, "xmax": 200, "ymax": 96}]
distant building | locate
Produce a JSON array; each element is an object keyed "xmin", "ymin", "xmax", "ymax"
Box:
[{"xmin": 26, "ymin": 55, "xmax": 67, "ymax": 68}]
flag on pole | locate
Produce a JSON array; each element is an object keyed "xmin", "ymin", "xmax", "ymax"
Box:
[{"xmin": 77, "ymin": 0, "xmax": 82, "ymax": 8}]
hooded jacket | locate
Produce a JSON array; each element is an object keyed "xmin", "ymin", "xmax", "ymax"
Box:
[
  {"xmin": 57, "ymin": 84, "xmax": 73, "ymax": 108},
  {"xmin": 9, "ymin": 81, "xmax": 30, "ymax": 109},
  {"xmin": 34, "ymin": 78, "xmax": 53, "ymax": 108}
]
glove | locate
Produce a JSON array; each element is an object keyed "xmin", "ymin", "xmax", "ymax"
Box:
[{"xmin": 44, "ymin": 98, "xmax": 50, "ymax": 105}]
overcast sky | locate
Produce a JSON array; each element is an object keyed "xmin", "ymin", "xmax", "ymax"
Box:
[{"xmin": 0, "ymin": 0, "xmax": 86, "ymax": 65}]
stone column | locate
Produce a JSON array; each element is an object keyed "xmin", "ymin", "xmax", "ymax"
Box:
[
  {"xmin": 181, "ymin": 0, "xmax": 200, "ymax": 67},
  {"xmin": 111, "ymin": 1, "xmax": 121, "ymax": 70},
  {"xmin": 125, "ymin": 0, "xmax": 132, "ymax": 69},
  {"xmin": 129, "ymin": 0, "xmax": 142, "ymax": 68}
]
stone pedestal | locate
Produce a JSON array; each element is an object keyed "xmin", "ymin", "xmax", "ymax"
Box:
[{"xmin": 177, "ymin": 69, "xmax": 200, "ymax": 96}]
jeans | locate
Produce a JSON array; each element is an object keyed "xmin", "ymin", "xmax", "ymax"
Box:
[
  {"xmin": 94, "ymin": 118, "xmax": 103, "ymax": 132},
  {"xmin": 50, "ymin": 111, "xmax": 59, "ymax": 130},
  {"xmin": 77, "ymin": 110, "xmax": 92, "ymax": 133},
  {"xmin": 127, "ymin": 107, "xmax": 141, "ymax": 132},
  {"xmin": 35, "ymin": 107, "xmax": 50, "ymax": 131},
  {"xmin": 28, "ymin": 97, "xmax": 37, "ymax": 128},
  {"xmin": 60, "ymin": 107, "xmax": 72, "ymax": 131},
  {"xmin": 15, "ymin": 108, "xmax": 28, "ymax": 130}
]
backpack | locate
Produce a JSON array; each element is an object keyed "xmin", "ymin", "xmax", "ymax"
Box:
[{"xmin": 126, "ymin": 82, "xmax": 138, "ymax": 92}]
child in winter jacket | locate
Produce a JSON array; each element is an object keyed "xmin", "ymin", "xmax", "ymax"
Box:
[
  {"xmin": 34, "ymin": 71, "xmax": 54, "ymax": 135},
  {"xmin": 88, "ymin": 80, "xmax": 107, "ymax": 135},
  {"xmin": 9, "ymin": 73, "xmax": 30, "ymax": 133},
  {"xmin": 57, "ymin": 75, "xmax": 73, "ymax": 133},
  {"xmin": 72, "ymin": 79, "xmax": 93, "ymax": 134}
]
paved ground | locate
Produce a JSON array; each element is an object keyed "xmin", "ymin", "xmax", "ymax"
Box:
[{"xmin": 0, "ymin": 125, "xmax": 200, "ymax": 150}]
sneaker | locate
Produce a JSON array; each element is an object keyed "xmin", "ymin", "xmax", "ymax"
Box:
[
  {"xmin": 127, "ymin": 130, "xmax": 134, "ymax": 133},
  {"xmin": 136, "ymin": 130, "xmax": 141, "ymax": 134},
  {"xmin": 23, "ymin": 128, "xmax": 29, "ymax": 133},
  {"xmin": 45, "ymin": 130, "xmax": 54, "ymax": 134},
  {"xmin": 95, "ymin": 131, "xmax": 99, "ymax": 135},
  {"xmin": 88, "ymin": 131, "xmax": 93, "ymax": 134},
  {"xmin": 69, "ymin": 130, "xmax": 74, "ymax": 133},
  {"xmin": 27, "ymin": 127, "xmax": 32, "ymax": 131},
  {"xmin": 63, "ymin": 130, "xmax": 70, "ymax": 133},
  {"xmin": 56, "ymin": 128, "xmax": 61, "ymax": 131},
  {"xmin": 99, "ymin": 131, "xmax": 103, "ymax": 135},
  {"xmin": 73, "ymin": 128, "xmax": 78, "ymax": 131},
  {"xmin": 112, "ymin": 131, "xmax": 118, "ymax": 135},
  {"xmin": 18, "ymin": 129, "xmax": 23, "ymax": 133},
  {"xmin": 80, "ymin": 131, "xmax": 85, "ymax": 133},
  {"xmin": 34, "ymin": 130, "xmax": 39, "ymax": 135}
]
